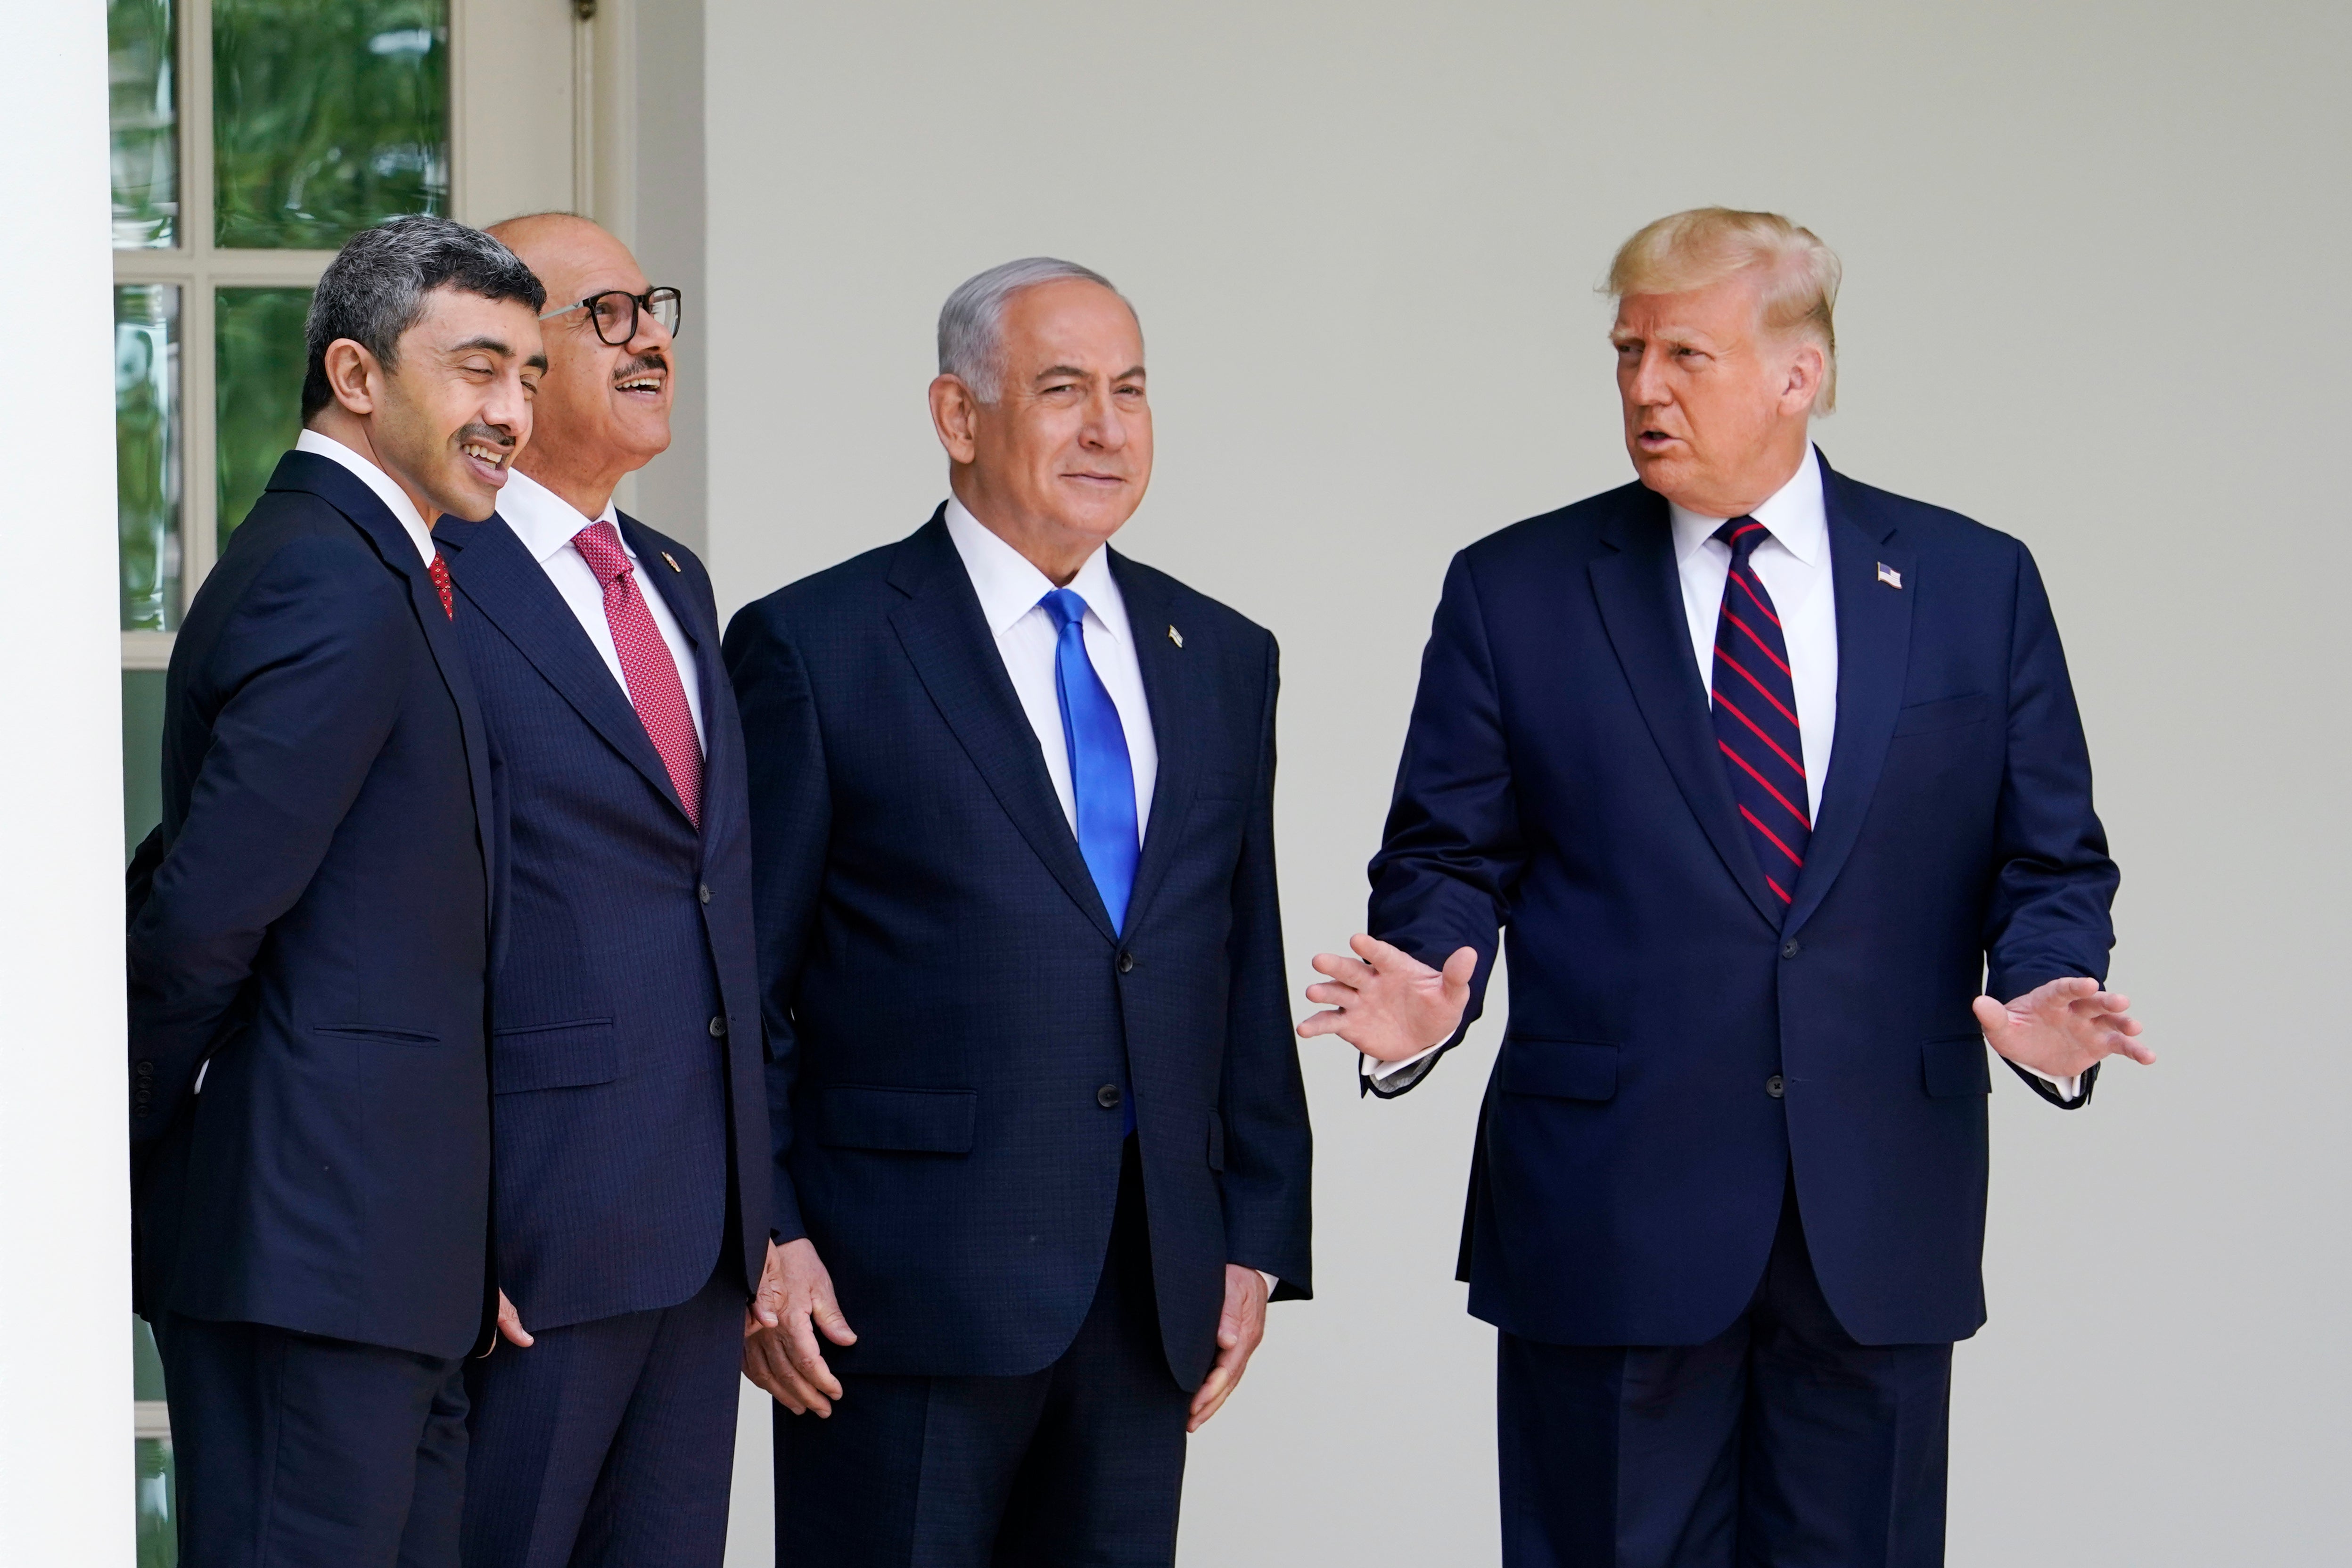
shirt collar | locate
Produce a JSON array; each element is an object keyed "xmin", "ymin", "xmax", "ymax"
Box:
[
  {"xmin": 498, "ymin": 466, "xmax": 623, "ymax": 566},
  {"xmin": 942, "ymin": 496, "xmax": 1131, "ymax": 643},
  {"xmin": 294, "ymin": 428, "xmax": 436, "ymax": 568},
  {"xmin": 1669, "ymin": 444, "xmax": 1827, "ymax": 567}
]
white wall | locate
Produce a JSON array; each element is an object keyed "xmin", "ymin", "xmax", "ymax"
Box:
[
  {"xmin": 701, "ymin": 3, "xmax": 2352, "ymax": 1562},
  {"xmin": 0, "ymin": 4, "xmax": 135, "ymax": 1563}
]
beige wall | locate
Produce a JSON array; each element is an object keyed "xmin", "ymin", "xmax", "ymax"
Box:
[{"xmin": 699, "ymin": 4, "xmax": 2352, "ymax": 1562}]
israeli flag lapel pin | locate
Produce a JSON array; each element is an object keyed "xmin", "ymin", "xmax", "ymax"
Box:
[
  {"xmin": 1167, "ymin": 624, "xmax": 1184, "ymax": 649},
  {"xmin": 1876, "ymin": 561, "xmax": 1903, "ymax": 590},
  {"xmin": 661, "ymin": 551, "xmax": 683, "ymax": 573}
]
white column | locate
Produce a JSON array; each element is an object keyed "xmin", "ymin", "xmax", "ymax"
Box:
[{"xmin": 0, "ymin": 5, "xmax": 134, "ymax": 1563}]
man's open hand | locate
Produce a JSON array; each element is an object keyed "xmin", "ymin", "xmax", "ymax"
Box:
[
  {"xmin": 743, "ymin": 1237, "xmax": 857, "ymax": 1417},
  {"xmin": 1187, "ymin": 1264, "xmax": 1268, "ymax": 1433},
  {"xmin": 1973, "ymin": 976, "xmax": 2153, "ymax": 1081},
  {"xmin": 1295, "ymin": 934, "xmax": 1477, "ymax": 1063}
]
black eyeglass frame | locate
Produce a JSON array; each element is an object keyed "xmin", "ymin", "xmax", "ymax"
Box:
[{"xmin": 539, "ymin": 286, "xmax": 685, "ymax": 345}]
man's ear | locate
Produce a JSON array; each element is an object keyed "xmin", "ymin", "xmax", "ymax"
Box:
[
  {"xmin": 1782, "ymin": 342, "xmax": 1826, "ymax": 416},
  {"xmin": 929, "ymin": 374, "xmax": 981, "ymax": 466},
  {"xmin": 322, "ymin": 338, "xmax": 383, "ymax": 417}
]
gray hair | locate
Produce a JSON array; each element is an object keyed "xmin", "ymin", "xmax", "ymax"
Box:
[
  {"xmin": 937, "ymin": 256, "xmax": 1134, "ymax": 402},
  {"xmin": 302, "ymin": 214, "xmax": 546, "ymax": 419}
]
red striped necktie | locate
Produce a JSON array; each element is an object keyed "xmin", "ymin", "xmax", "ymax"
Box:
[
  {"xmin": 571, "ymin": 522, "xmax": 702, "ymax": 829},
  {"xmin": 1710, "ymin": 517, "xmax": 1809, "ymax": 913}
]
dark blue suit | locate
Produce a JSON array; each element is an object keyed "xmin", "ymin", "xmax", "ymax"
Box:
[
  {"xmin": 1371, "ymin": 455, "xmax": 2116, "ymax": 1565},
  {"xmin": 724, "ymin": 510, "xmax": 1313, "ymax": 1564},
  {"xmin": 433, "ymin": 510, "xmax": 769, "ymax": 1568},
  {"xmin": 127, "ymin": 450, "xmax": 496, "ymax": 1567}
]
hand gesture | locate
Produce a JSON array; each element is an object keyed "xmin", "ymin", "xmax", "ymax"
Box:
[
  {"xmin": 743, "ymin": 1237, "xmax": 858, "ymax": 1417},
  {"xmin": 1972, "ymin": 976, "xmax": 2153, "ymax": 1082},
  {"xmin": 1187, "ymin": 1264, "xmax": 1268, "ymax": 1433},
  {"xmin": 1295, "ymin": 935, "xmax": 1477, "ymax": 1063}
]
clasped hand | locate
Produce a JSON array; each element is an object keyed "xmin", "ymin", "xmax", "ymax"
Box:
[{"xmin": 743, "ymin": 1237, "xmax": 858, "ymax": 1417}]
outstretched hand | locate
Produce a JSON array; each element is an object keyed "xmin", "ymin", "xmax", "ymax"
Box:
[
  {"xmin": 1295, "ymin": 934, "xmax": 1477, "ymax": 1063},
  {"xmin": 1973, "ymin": 976, "xmax": 2153, "ymax": 1081},
  {"xmin": 743, "ymin": 1237, "xmax": 858, "ymax": 1417}
]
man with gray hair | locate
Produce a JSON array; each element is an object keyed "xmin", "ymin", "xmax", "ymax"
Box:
[
  {"xmin": 726, "ymin": 257, "xmax": 1313, "ymax": 1563},
  {"xmin": 126, "ymin": 214, "xmax": 544, "ymax": 1566},
  {"xmin": 1301, "ymin": 208, "xmax": 2148, "ymax": 1565}
]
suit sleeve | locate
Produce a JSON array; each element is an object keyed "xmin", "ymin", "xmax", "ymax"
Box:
[
  {"xmin": 1361, "ymin": 550, "xmax": 1525, "ymax": 1097},
  {"xmin": 722, "ymin": 599, "xmax": 829, "ymax": 1244},
  {"xmin": 125, "ymin": 537, "xmax": 412, "ymax": 1150},
  {"xmin": 1218, "ymin": 632, "xmax": 1315, "ymax": 1299},
  {"xmin": 1983, "ymin": 541, "xmax": 2120, "ymax": 1109}
]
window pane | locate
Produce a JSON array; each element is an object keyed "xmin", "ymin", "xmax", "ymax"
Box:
[
  {"xmin": 116, "ymin": 286, "xmax": 182, "ymax": 632},
  {"xmin": 124, "ymin": 670, "xmax": 168, "ymax": 858},
  {"xmin": 136, "ymin": 1434, "xmax": 178, "ymax": 1568},
  {"xmin": 216, "ymin": 287, "xmax": 313, "ymax": 544},
  {"xmin": 109, "ymin": 0, "xmax": 178, "ymax": 248},
  {"xmin": 213, "ymin": 0, "xmax": 449, "ymax": 249}
]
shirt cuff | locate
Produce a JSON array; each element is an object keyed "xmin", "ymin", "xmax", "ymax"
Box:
[
  {"xmin": 2018, "ymin": 1062, "xmax": 2084, "ymax": 1102},
  {"xmin": 1364, "ymin": 1041, "xmax": 1446, "ymax": 1089}
]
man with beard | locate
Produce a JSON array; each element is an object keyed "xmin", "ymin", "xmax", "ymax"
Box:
[{"xmin": 436, "ymin": 214, "xmax": 770, "ymax": 1568}]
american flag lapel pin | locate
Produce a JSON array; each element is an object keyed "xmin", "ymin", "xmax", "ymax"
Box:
[
  {"xmin": 1876, "ymin": 562, "xmax": 1903, "ymax": 590},
  {"xmin": 660, "ymin": 551, "xmax": 683, "ymax": 573},
  {"xmin": 1167, "ymin": 624, "xmax": 1184, "ymax": 649}
]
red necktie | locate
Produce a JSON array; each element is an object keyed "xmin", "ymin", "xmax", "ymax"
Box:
[
  {"xmin": 428, "ymin": 551, "xmax": 454, "ymax": 619},
  {"xmin": 1710, "ymin": 517, "xmax": 1809, "ymax": 913},
  {"xmin": 571, "ymin": 522, "xmax": 702, "ymax": 828}
]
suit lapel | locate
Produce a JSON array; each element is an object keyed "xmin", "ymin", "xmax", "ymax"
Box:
[
  {"xmin": 1111, "ymin": 554, "xmax": 1198, "ymax": 936},
  {"xmin": 1587, "ymin": 489, "xmax": 1783, "ymax": 929},
  {"xmin": 435, "ymin": 514, "xmax": 691, "ymax": 826},
  {"xmin": 622, "ymin": 513, "xmax": 734, "ymax": 866},
  {"xmin": 264, "ymin": 453, "xmax": 498, "ymax": 900},
  {"xmin": 887, "ymin": 513, "xmax": 1120, "ymax": 944},
  {"xmin": 1785, "ymin": 459, "xmax": 1914, "ymax": 934}
]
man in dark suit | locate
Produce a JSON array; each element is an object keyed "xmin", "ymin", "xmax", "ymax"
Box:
[
  {"xmin": 725, "ymin": 257, "xmax": 1314, "ymax": 1566},
  {"xmin": 126, "ymin": 215, "xmax": 545, "ymax": 1568},
  {"xmin": 439, "ymin": 213, "xmax": 768, "ymax": 1568},
  {"xmin": 1299, "ymin": 208, "xmax": 2153, "ymax": 1567}
]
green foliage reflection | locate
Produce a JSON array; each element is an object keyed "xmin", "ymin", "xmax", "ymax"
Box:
[
  {"xmin": 213, "ymin": 0, "xmax": 449, "ymax": 249},
  {"xmin": 116, "ymin": 286, "xmax": 181, "ymax": 632},
  {"xmin": 216, "ymin": 288, "xmax": 313, "ymax": 542},
  {"xmin": 109, "ymin": 0, "xmax": 178, "ymax": 248}
]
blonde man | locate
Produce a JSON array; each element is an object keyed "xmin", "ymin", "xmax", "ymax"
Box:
[{"xmin": 1301, "ymin": 209, "xmax": 2148, "ymax": 1566}]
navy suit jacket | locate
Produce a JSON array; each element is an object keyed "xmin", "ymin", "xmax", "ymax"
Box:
[
  {"xmin": 1371, "ymin": 454, "xmax": 2117, "ymax": 1348},
  {"xmin": 723, "ymin": 510, "xmax": 1313, "ymax": 1388},
  {"xmin": 434, "ymin": 511, "xmax": 769, "ymax": 1330},
  {"xmin": 127, "ymin": 452, "xmax": 496, "ymax": 1361}
]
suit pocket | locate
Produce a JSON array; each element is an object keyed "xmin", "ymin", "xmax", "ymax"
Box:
[
  {"xmin": 1497, "ymin": 1036, "xmax": 1618, "ymax": 1101},
  {"xmin": 313, "ymin": 1022, "xmax": 441, "ymax": 1045},
  {"xmin": 813, "ymin": 1085, "xmax": 978, "ymax": 1154},
  {"xmin": 1892, "ymin": 692, "xmax": 1990, "ymax": 737},
  {"xmin": 1207, "ymin": 1110, "xmax": 1226, "ymax": 1172},
  {"xmin": 493, "ymin": 1018, "xmax": 618, "ymax": 1093},
  {"xmin": 1921, "ymin": 1034, "xmax": 1992, "ymax": 1098}
]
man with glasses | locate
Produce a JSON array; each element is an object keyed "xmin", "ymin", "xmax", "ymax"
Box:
[{"xmin": 435, "ymin": 213, "xmax": 767, "ymax": 1568}]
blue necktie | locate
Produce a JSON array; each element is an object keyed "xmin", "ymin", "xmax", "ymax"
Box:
[
  {"xmin": 1039, "ymin": 589, "xmax": 1139, "ymax": 1134},
  {"xmin": 1709, "ymin": 518, "xmax": 1810, "ymax": 918}
]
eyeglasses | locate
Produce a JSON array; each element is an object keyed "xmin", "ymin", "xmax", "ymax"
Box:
[{"xmin": 539, "ymin": 286, "xmax": 684, "ymax": 345}]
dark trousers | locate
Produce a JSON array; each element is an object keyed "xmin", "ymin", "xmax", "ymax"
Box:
[
  {"xmin": 1498, "ymin": 1178, "xmax": 1953, "ymax": 1568},
  {"xmin": 155, "ymin": 1312, "xmax": 470, "ymax": 1568},
  {"xmin": 459, "ymin": 1265, "xmax": 745, "ymax": 1568},
  {"xmin": 776, "ymin": 1139, "xmax": 1192, "ymax": 1567}
]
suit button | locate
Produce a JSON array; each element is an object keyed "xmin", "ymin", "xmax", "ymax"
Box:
[
  {"xmin": 135, "ymin": 1060, "xmax": 155, "ymax": 1075},
  {"xmin": 135, "ymin": 1088, "xmax": 152, "ymax": 1103},
  {"xmin": 1117, "ymin": 952, "xmax": 1135, "ymax": 974},
  {"xmin": 1766, "ymin": 1074, "xmax": 1786, "ymax": 1098},
  {"xmin": 699, "ymin": 883, "xmax": 712, "ymax": 905},
  {"xmin": 708, "ymin": 1016, "xmax": 727, "ymax": 1038},
  {"xmin": 1096, "ymin": 1084, "xmax": 1122, "ymax": 1110},
  {"xmin": 1780, "ymin": 939, "xmax": 1801, "ymax": 959}
]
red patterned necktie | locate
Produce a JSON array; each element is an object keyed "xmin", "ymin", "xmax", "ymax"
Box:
[
  {"xmin": 1710, "ymin": 517, "xmax": 1809, "ymax": 913},
  {"xmin": 428, "ymin": 551, "xmax": 455, "ymax": 619},
  {"xmin": 571, "ymin": 522, "xmax": 702, "ymax": 828}
]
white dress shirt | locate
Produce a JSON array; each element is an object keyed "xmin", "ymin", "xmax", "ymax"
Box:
[
  {"xmin": 496, "ymin": 466, "xmax": 706, "ymax": 750},
  {"xmin": 295, "ymin": 429, "xmax": 436, "ymax": 568},
  {"xmin": 1371, "ymin": 447, "xmax": 2077, "ymax": 1098},
  {"xmin": 943, "ymin": 498, "xmax": 1157, "ymax": 839}
]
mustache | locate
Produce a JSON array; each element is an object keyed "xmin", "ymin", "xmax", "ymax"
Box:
[
  {"xmin": 612, "ymin": 350, "xmax": 668, "ymax": 382},
  {"xmin": 456, "ymin": 422, "xmax": 517, "ymax": 451}
]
